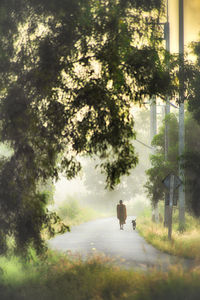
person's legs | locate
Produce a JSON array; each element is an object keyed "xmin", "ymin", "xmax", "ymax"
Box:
[
  {"xmin": 119, "ymin": 220, "xmax": 121, "ymax": 229},
  {"xmin": 119, "ymin": 220, "xmax": 124, "ymax": 230}
]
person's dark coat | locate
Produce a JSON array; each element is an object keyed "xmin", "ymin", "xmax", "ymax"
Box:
[{"xmin": 117, "ymin": 203, "xmax": 127, "ymax": 224}]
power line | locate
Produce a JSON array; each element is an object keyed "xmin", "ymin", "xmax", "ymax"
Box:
[{"xmin": 135, "ymin": 138, "xmax": 153, "ymax": 150}]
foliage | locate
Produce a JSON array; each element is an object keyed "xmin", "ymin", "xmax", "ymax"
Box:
[
  {"xmin": 80, "ymin": 109, "xmax": 152, "ymax": 209},
  {"xmin": 145, "ymin": 111, "xmax": 200, "ymax": 216},
  {"xmin": 137, "ymin": 209, "xmax": 200, "ymax": 260},
  {"xmin": 56, "ymin": 197, "xmax": 103, "ymax": 226},
  {"xmin": 0, "ymin": 251, "xmax": 200, "ymax": 299},
  {"xmin": 0, "ymin": 0, "xmax": 180, "ymax": 254},
  {"xmin": 145, "ymin": 113, "xmax": 179, "ymax": 204},
  {"xmin": 182, "ymin": 113, "xmax": 200, "ymax": 217},
  {"xmin": 188, "ymin": 37, "xmax": 200, "ymax": 122}
]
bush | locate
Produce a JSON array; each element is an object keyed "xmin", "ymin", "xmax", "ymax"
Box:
[
  {"xmin": 0, "ymin": 251, "xmax": 200, "ymax": 299},
  {"xmin": 56, "ymin": 197, "xmax": 103, "ymax": 226}
]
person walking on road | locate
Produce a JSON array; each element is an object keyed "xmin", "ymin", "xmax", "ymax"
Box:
[{"xmin": 117, "ymin": 200, "xmax": 127, "ymax": 230}]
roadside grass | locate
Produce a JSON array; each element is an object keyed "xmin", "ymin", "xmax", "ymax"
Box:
[
  {"xmin": 44, "ymin": 199, "xmax": 109, "ymax": 239},
  {"xmin": 64, "ymin": 205, "xmax": 107, "ymax": 227},
  {"xmin": 0, "ymin": 251, "xmax": 200, "ymax": 299},
  {"xmin": 137, "ymin": 209, "xmax": 200, "ymax": 260},
  {"xmin": 56, "ymin": 198, "xmax": 109, "ymax": 227}
]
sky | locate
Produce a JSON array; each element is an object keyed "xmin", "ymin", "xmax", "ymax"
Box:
[{"xmin": 169, "ymin": 0, "xmax": 200, "ymax": 54}]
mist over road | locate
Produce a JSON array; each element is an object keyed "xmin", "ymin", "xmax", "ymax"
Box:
[{"xmin": 49, "ymin": 216, "xmax": 191, "ymax": 271}]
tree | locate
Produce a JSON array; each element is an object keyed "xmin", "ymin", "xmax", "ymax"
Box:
[
  {"xmin": 0, "ymin": 0, "xmax": 177, "ymax": 254},
  {"xmin": 81, "ymin": 109, "xmax": 152, "ymax": 210},
  {"xmin": 145, "ymin": 113, "xmax": 179, "ymax": 206},
  {"xmin": 187, "ymin": 38, "xmax": 200, "ymax": 121},
  {"xmin": 183, "ymin": 37, "xmax": 200, "ymax": 217},
  {"xmin": 145, "ymin": 111, "xmax": 200, "ymax": 217}
]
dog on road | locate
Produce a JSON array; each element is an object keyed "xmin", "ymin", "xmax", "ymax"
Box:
[{"xmin": 131, "ymin": 219, "xmax": 136, "ymax": 230}]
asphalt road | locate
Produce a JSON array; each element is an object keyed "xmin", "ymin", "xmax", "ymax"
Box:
[{"xmin": 48, "ymin": 216, "xmax": 192, "ymax": 271}]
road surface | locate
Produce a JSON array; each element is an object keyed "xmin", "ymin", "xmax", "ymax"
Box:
[{"xmin": 48, "ymin": 216, "xmax": 192, "ymax": 271}]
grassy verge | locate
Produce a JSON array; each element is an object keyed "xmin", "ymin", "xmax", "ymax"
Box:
[
  {"xmin": 44, "ymin": 199, "xmax": 110, "ymax": 238},
  {"xmin": 56, "ymin": 198, "xmax": 110, "ymax": 227},
  {"xmin": 0, "ymin": 251, "xmax": 200, "ymax": 299},
  {"xmin": 137, "ymin": 209, "xmax": 200, "ymax": 261}
]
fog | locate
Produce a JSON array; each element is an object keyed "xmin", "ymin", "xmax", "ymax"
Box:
[
  {"xmin": 54, "ymin": 1, "xmax": 200, "ymax": 217},
  {"xmin": 54, "ymin": 108, "xmax": 155, "ymax": 216}
]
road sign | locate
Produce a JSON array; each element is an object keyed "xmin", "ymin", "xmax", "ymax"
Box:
[
  {"xmin": 162, "ymin": 173, "xmax": 182, "ymax": 190},
  {"xmin": 165, "ymin": 192, "xmax": 178, "ymax": 206}
]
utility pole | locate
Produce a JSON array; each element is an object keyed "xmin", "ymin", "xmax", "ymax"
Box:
[
  {"xmin": 164, "ymin": 99, "xmax": 170, "ymax": 227},
  {"xmin": 178, "ymin": 0, "xmax": 185, "ymax": 229},
  {"xmin": 164, "ymin": 0, "xmax": 170, "ymax": 227},
  {"xmin": 150, "ymin": 95, "xmax": 159, "ymax": 223},
  {"xmin": 164, "ymin": 1, "xmax": 170, "ymax": 157}
]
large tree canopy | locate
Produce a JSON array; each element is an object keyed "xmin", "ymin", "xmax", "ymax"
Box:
[{"xmin": 0, "ymin": 0, "xmax": 177, "ymax": 253}]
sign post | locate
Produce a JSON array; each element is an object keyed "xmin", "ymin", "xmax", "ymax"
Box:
[
  {"xmin": 168, "ymin": 175, "xmax": 174, "ymax": 240},
  {"xmin": 162, "ymin": 174, "xmax": 182, "ymax": 240}
]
